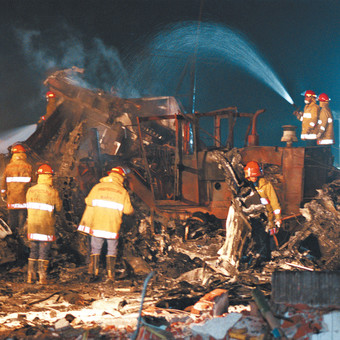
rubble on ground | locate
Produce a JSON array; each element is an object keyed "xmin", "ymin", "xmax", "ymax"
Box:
[
  {"xmin": 0, "ymin": 69, "xmax": 339, "ymax": 337},
  {"xmin": 285, "ymin": 179, "xmax": 340, "ymax": 270},
  {"xmin": 0, "ymin": 176, "xmax": 339, "ymax": 338}
]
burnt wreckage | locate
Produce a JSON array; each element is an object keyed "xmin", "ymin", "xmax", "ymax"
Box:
[{"xmin": 0, "ymin": 68, "xmax": 339, "ymax": 275}]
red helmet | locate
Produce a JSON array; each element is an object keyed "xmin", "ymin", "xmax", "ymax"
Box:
[
  {"xmin": 301, "ymin": 90, "xmax": 316, "ymax": 98},
  {"xmin": 244, "ymin": 161, "xmax": 262, "ymax": 178},
  {"xmin": 317, "ymin": 93, "xmax": 331, "ymax": 102},
  {"xmin": 107, "ymin": 166, "xmax": 127, "ymax": 177},
  {"xmin": 37, "ymin": 164, "xmax": 54, "ymax": 175},
  {"xmin": 11, "ymin": 144, "xmax": 26, "ymax": 153},
  {"xmin": 46, "ymin": 91, "xmax": 56, "ymax": 99}
]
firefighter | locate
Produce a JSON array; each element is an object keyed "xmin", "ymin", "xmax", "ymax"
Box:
[
  {"xmin": 293, "ymin": 90, "xmax": 320, "ymax": 145},
  {"xmin": 26, "ymin": 164, "xmax": 62, "ymax": 284},
  {"xmin": 1, "ymin": 144, "xmax": 33, "ymax": 252},
  {"xmin": 316, "ymin": 93, "xmax": 334, "ymax": 145},
  {"xmin": 244, "ymin": 161, "xmax": 282, "ymax": 257},
  {"xmin": 78, "ymin": 166, "xmax": 134, "ymax": 283},
  {"xmin": 38, "ymin": 91, "xmax": 57, "ymax": 124}
]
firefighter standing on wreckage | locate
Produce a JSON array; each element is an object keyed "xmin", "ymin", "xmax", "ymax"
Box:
[
  {"xmin": 77, "ymin": 166, "xmax": 134, "ymax": 283},
  {"xmin": 293, "ymin": 90, "xmax": 320, "ymax": 146},
  {"xmin": 26, "ymin": 164, "xmax": 62, "ymax": 284},
  {"xmin": 244, "ymin": 161, "xmax": 282, "ymax": 261},
  {"xmin": 1, "ymin": 144, "xmax": 33, "ymax": 260},
  {"xmin": 316, "ymin": 93, "xmax": 334, "ymax": 145},
  {"xmin": 38, "ymin": 91, "xmax": 57, "ymax": 124}
]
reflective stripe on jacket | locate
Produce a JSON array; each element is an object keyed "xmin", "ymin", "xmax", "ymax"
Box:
[
  {"xmin": 317, "ymin": 102, "xmax": 334, "ymax": 145},
  {"xmin": 300, "ymin": 100, "xmax": 320, "ymax": 140},
  {"xmin": 77, "ymin": 205, "xmax": 94, "ymax": 235},
  {"xmin": 26, "ymin": 174, "xmax": 62, "ymax": 242},
  {"xmin": 1, "ymin": 153, "xmax": 33, "ymax": 209},
  {"xmin": 78, "ymin": 172, "xmax": 134, "ymax": 239},
  {"xmin": 255, "ymin": 177, "xmax": 281, "ymax": 229}
]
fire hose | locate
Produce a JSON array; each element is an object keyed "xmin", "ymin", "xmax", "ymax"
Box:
[
  {"xmin": 131, "ymin": 271, "xmax": 155, "ymax": 340},
  {"xmin": 270, "ymin": 213, "xmax": 302, "ymax": 248},
  {"xmin": 282, "ymin": 213, "xmax": 302, "ymax": 221},
  {"xmin": 252, "ymin": 287, "xmax": 287, "ymax": 339}
]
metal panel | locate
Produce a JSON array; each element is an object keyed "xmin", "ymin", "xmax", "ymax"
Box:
[
  {"xmin": 181, "ymin": 156, "xmax": 200, "ymax": 205},
  {"xmin": 240, "ymin": 146, "xmax": 283, "ymax": 166},
  {"xmin": 312, "ymin": 311, "xmax": 340, "ymax": 340},
  {"xmin": 272, "ymin": 271, "xmax": 340, "ymax": 307},
  {"xmin": 303, "ymin": 146, "xmax": 333, "ymax": 201},
  {"xmin": 282, "ymin": 147, "xmax": 305, "ymax": 215}
]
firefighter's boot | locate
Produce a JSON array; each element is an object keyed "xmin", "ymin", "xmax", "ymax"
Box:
[
  {"xmin": 88, "ymin": 254, "xmax": 94, "ymax": 275},
  {"xmin": 89, "ymin": 254, "xmax": 100, "ymax": 282},
  {"xmin": 106, "ymin": 256, "xmax": 116, "ymax": 284},
  {"xmin": 38, "ymin": 260, "xmax": 49, "ymax": 285},
  {"xmin": 27, "ymin": 258, "xmax": 37, "ymax": 284}
]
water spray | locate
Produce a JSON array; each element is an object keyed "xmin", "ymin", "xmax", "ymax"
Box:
[
  {"xmin": 0, "ymin": 124, "xmax": 37, "ymax": 153},
  {"xmin": 137, "ymin": 21, "xmax": 295, "ymax": 107}
]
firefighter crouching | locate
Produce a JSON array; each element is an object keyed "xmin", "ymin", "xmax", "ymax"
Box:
[
  {"xmin": 78, "ymin": 166, "xmax": 134, "ymax": 283},
  {"xmin": 26, "ymin": 164, "xmax": 62, "ymax": 284},
  {"xmin": 1, "ymin": 144, "xmax": 33, "ymax": 258},
  {"xmin": 244, "ymin": 161, "xmax": 282, "ymax": 259}
]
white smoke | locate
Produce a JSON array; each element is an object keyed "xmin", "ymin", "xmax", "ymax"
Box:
[
  {"xmin": 14, "ymin": 25, "xmax": 138, "ymax": 97},
  {"xmin": 17, "ymin": 29, "xmax": 58, "ymax": 70}
]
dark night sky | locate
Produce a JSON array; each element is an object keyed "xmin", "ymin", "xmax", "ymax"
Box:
[{"xmin": 0, "ymin": 0, "xmax": 339, "ymax": 149}]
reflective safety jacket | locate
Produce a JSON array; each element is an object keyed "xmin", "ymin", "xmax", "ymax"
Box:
[
  {"xmin": 77, "ymin": 172, "xmax": 134, "ymax": 239},
  {"xmin": 1, "ymin": 153, "xmax": 33, "ymax": 209},
  {"xmin": 300, "ymin": 100, "xmax": 320, "ymax": 140},
  {"xmin": 39, "ymin": 97, "xmax": 57, "ymax": 123},
  {"xmin": 77, "ymin": 205, "xmax": 94, "ymax": 236},
  {"xmin": 254, "ymin": 177, "xmax": 281, "ymax": 230},
  {"xmin": 26, "ymin": 174, "xmax": 62, "ymax": 242},
  {"xmin": 317, "ymin": 102, "xmax": 334, "ymax": 145}
]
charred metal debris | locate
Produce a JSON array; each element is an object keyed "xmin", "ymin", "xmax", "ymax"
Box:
[{"xmin": 0, "ymin": 68, "xmax": 339, "ymax": 338}]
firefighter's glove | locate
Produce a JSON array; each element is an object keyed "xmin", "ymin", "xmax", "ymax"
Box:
[
  {"xmin": 275, "ymin": 219, "xmax": 282, "ymax": 228},
  {"xmin": 293, "ymin": 111, "xmax": 302, "ymax": 119},
  {"xmin": 316, "ymin": 132, "xmax": 322, "ymax": 139},
  {"xmin": 269, "ymin": 227, "xmax": 279, "ymax": 236}
]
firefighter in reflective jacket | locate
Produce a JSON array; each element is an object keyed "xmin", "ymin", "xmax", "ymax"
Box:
[
  {"xmin": 38, "ymin": 91, "xmax": 57, "ymax": 124},
  {"xmin": 294, "ymin": 90, "xmax": 320, "ymax": 144},
  {"xmin": 244, "ymin": 161, "xmax": 282, "ymax": 255},
  {"xmin": 316, "ymin": 93, "xmax": 334, "ymax": 145},
  {"xmin": 1, "ymin": 145, "xmax": 33, "ymax": 238},
  {"xmin": 78, "ymin": 166, "xmax": 134, "ymax": 282},
  {"xmin": 26, "ymin": 164, "xmax": 62, "ymax": 284}
]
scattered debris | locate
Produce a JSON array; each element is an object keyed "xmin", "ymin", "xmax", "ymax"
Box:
[{"xmin": 0, "ymin": 68, "xmax": 339, "ymax": 338}]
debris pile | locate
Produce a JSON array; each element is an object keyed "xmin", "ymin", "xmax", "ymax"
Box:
[
  {"xmin": 1, "ymin": 175, "xmax": 340, "ymax": 338},
  {"xmin": 0, "ymin": 68, "xmax": 339, "ymax": 338},
  {"xmin": 283, "ymin": 178, "xmax": 340, "ymax": 270}
]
